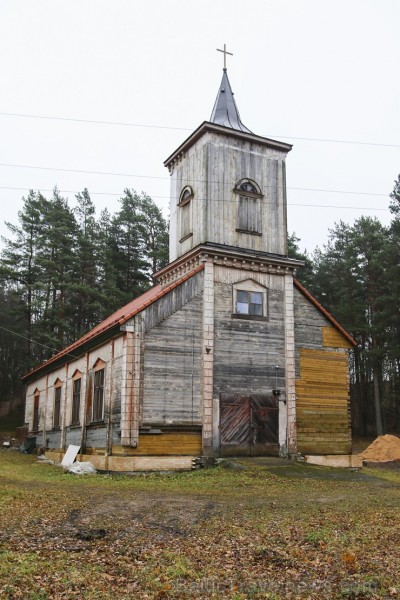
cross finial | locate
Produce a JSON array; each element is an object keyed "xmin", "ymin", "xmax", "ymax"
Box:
[{"xmin": 217, "ymin": 43, "xmax": 233, "ymax": 71}]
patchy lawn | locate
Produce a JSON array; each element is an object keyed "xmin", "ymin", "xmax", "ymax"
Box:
[{"xmin": 1, "ymin": 451, "xmax": 400, "ymax": 599}]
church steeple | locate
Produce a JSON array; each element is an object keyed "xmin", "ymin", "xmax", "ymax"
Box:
[
  {"xmin": 165, "ymin": 49, "xmax": 293, "ymax": 264},
  {"xmin": 210, "ymin": 68, "xmax": 252, "ymax": 134}
]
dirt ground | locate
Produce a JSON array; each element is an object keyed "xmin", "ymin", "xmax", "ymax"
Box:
[{"xmin": 1, "ymin": 451, "xmax": 400, "ymax": 599}]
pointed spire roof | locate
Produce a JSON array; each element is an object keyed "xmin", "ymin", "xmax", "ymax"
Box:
[{"xmin": 210, "ymin": 69, "xmax": 252, "ymax": 134}]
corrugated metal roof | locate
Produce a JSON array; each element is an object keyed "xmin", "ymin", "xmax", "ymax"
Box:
[
  {"xmin": 210, "ymin": 69, "xmax": 252, "ymax": 133},
  {"xmin": 22, "ymin": 264, "xmax": 205, "ymax": 381},
  {"xmin": 294, "ymin": 278, "xmax": 357, "ymax": 347}
]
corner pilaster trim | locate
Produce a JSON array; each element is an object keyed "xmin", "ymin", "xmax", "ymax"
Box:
[
  {"xmin": 284, "ymin": 274, "xmax": 297, "ymax": 454},
  {"xmin": 201, "ymin": 260, "xmax": 215, "ymax": 454}
]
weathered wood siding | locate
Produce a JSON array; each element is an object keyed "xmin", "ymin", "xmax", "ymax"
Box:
[
  {"xmin": 169, "ymin": 131, "xmax": 289, "ymax": 261},
  {"xmin": 140, "ymin": 271, "xmax": 204, "ymax": 331},
  {"xmin": 141, "ymin": 277, "xmax": 203, "ymax": 426},
  {"xmin": 213, "ymin": 268, "xmax": 286, "ymax": 396},
  {"xmin": 25, "ymin": 336, "xmax": 125, "ymax": 453},
  {"xmin": 294, "ymin": 288, "xmax": 351, "ymax": 455}
]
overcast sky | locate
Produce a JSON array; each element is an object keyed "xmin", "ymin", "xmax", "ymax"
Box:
[{"xmin": 0, "ymin": 0, "xmax": 399, "ymax": 254}]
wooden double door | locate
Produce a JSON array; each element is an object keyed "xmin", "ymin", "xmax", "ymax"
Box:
[{"xmin": 220, "ymin": 393, "xmax": 279, "ymax": 456}]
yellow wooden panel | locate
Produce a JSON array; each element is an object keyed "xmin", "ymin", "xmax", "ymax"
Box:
[
  {"xmin": 112, "ymin": 432, "xmax": 202, "ymax": 456},
  {"xmin": 296, "ymin": 348, "xmax": 351, "ymax": 455},
  {"xmin": 322, "ymin": 326, "xmax": 353, "ymax": 349}
]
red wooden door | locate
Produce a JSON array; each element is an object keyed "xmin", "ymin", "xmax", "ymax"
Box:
[{"xmin": 220, "ymin": 393, "xmax": 279, "ymax": 456}]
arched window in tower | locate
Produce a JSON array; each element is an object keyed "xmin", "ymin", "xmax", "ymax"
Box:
[
  {"xmin": 234, "ymin": 179, "xmax": 263, "ymax": 235},
  {"xmin": 178, "ymin": 186, "xmax": 193, "ymax": 242}
]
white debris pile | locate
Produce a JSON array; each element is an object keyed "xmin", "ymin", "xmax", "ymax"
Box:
[{"xmin": 67, "ymin": 462, "xmax": 97, "ymax": 475}]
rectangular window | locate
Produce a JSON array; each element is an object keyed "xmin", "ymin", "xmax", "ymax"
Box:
[
  {"xmin": 71, "ymin": 378, "xmax": 81, "ymax": 425},
  {"xmin": 54, "ymin": 386, "xmax": 61, "ymax": 429},
  {"xmin": 236, "ymin": 290, "xmax": 263, "ymax": 316},
  {"xmin": 93, "ymin": 369, "xmax": 105, "ymax": 422},
  {"xmin": 33, "ymin": 393, "xmax": 39, "ymax": 431},
  {"xmin": 180, "ymin": 203, "xmax": 191, "ymax": 241},
  {"xmin": 237, "ymin": 196, "xmax": 262, "ymax": 234}
]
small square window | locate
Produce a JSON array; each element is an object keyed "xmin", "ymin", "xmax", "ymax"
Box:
[{"xmin": 235, "ymin": 290, "xmax": 264, "ymax": 316}]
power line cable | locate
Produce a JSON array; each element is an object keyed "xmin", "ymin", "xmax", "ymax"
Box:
[
  {"xmin": 1, "ymin": 111, "xmax": 399, "ymax": 149},
  {"xmin": 0, "ymin": 112, "xmax": 190, "ymax": 131},
  {"xmin": 0, "ymin": 186, "xmax": 391, "ymax": 212},
  {"xmin": 0, "ymin": 324, "xmax": 77, "ymax": 358},
  {"xmin": 0, "ymin": 162, "xmax": 167, "ymax": 180},
  {"xmin": 0, "ymin": 164, "xmax": 392, "ymax": 199}
]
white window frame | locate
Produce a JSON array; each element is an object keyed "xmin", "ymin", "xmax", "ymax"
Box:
[{"xmin": 232, "ymin": 279, "xmax": 268, "ymax": 320}]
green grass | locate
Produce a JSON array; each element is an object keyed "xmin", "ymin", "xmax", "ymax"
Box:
[{"xmin": 1, "ymin": 451, "xmax": 400, "ymax": 598}]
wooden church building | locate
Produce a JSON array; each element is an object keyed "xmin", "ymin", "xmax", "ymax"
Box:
[{"xmin": 23, "ymin": 64, "xmax": 356, "ymax": 471}]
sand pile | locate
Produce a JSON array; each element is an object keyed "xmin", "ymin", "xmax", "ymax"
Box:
[{"xmin": 362, "ymin": 434, "xmax": 400, "ymax": 462}]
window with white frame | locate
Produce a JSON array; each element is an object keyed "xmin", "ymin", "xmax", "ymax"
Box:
[
  {"xmin": 236, "ymin": 290, "xmax": 263, "ymax": 316},
  {"xmin": 232, "ymin": 279, "xmax": 268, "ymax": 320}
]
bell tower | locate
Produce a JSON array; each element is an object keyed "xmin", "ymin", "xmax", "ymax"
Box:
[{"xmin": 164, "ymin": 63, "xmax": 293, "ymax": 265}]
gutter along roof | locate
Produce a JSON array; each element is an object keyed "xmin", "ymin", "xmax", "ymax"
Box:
[
  {"xmin": 22, "ymin": 264, "xmax": 205, "ymax": 382},
  {"xmin": 294, "ymin": 279, "xmax": 357, "ymax": 347}
]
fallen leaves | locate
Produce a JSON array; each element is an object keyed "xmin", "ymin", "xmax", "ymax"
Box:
[{"xmin": 1, "ymin": 451, "xmax": 400, "ymax": 598}]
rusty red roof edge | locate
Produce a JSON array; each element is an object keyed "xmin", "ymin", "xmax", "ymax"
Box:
[
  {"xmin": 23, "ymin": 264, "xmax": 205, "ymax": 381},
  {"xmin": 293, "ymin": 278, "xmax": 357, "ymax": 347}
]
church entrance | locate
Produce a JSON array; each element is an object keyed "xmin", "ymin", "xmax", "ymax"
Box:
[{"xmin": 219, "ymin": 393, "xmax": 279, "ymax": 456}]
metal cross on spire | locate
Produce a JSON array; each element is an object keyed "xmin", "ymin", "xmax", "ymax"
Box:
[{"xmin": 217, "ymin": 43, "xmax": 233, "ymax": 71}]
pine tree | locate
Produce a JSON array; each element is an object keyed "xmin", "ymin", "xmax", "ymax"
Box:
[
  {"xmin": 311, "ymin": 217, "xmax": 388, "ymax": 435},
  {"xmin": 1, "ymin": 190, "xmax": 48, "ymax": 363},
  {"xmin": 136, "ymin": 192, "xmax": 169, "ymax": 274},
  {"xmin": 287, "ymin": 232, "xmax": 315, "ymax": 289},
  {"xmin": 111, "ymin": 190, "xmax": 153, "ymax": 302},
  {"xmin": 37, "ymin": 188, "xmax": 78, "ymax": 350},
  {"xmin": 71, "ymin": 189, "xmax": 103, "ymax": 335}
]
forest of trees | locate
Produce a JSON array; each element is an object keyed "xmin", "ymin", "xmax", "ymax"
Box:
[
  {"xmin": 289, "ymin": 174, "xmax": 400, "ymax": 436},
  {"xmin": 1, "ymin": 176, "xmax": 399, "ymax": 437},
  {"xmin": 0, "ymin": 188, "xmax": 168, "ymax": 410}
]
